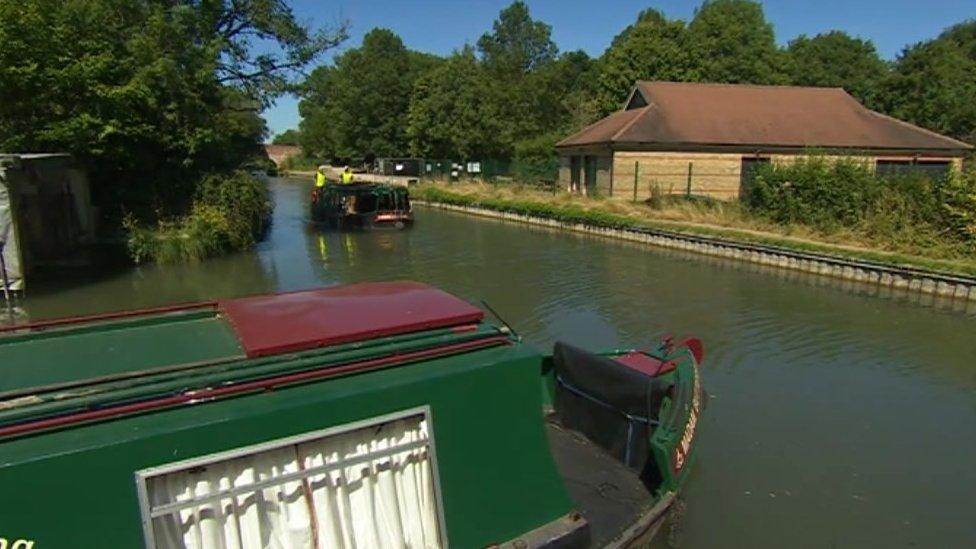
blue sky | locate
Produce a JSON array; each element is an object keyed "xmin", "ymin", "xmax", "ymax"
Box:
[{"xmin": 263, "ymin": 0, "xmax": 973, "ymax": 138}]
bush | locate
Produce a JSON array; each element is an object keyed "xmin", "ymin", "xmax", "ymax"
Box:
[
  {"xmin": 512, "ymin": 133, "xmax": 560, "ymax": 185},
  {"xmin": 745, "ymin": 157, "xmax": 880, "ymax": 229},
  {"xmin": 125, "ymin": 171, "xmax": 271, "ymax": 264},
  {"xmin": 279, "ymin": 154, "xmax": 323, "ymax": 172},
  {"xmin": 941, "ymin": 168, "xmax": 976, "ymax": 244},
  {"xmin": 744, "ymin": 157, "xmax": 976, "ymax": 256}
]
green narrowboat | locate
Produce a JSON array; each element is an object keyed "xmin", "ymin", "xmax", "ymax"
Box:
[
  {"xmin": 310, "ymin": 183, "xmax": 413, "ymax": 229},
  {"xmin": 0, "ymin": 281, "xmax": 703, "ymax": 548}
]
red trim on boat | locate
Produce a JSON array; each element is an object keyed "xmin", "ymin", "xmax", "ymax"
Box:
[
  {"xmin": 0, "ymin": 335, "xmax": 510, "ymax": 439},
  {"xmin": 219, "ymin": 281, "xmax": 485, "ymax": 358},
  {"xmin": 614, "ymin": 351, "xmax": 674, "ymax": 376},
  {"xmin": 0, "ymin": 301, "xmax": 218, "ymax": 334}
]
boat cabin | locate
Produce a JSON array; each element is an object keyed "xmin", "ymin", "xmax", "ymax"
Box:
[{"xmin": 311, "ymin": 183, "xmax": 412, "ymax": 229}]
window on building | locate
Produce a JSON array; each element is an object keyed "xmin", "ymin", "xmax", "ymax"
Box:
[
  {"xmin": 913, "ymin": 160, "xmax": 951, "ymax": 180},
  {"xmin": 876, "ymin": 159, "xmax": 951, "ymax": 180},
  {"xmin": 875, "ymin": 159, "xmax": 913, "ymax": 178},
  {"xmin": 137, "ymin": 410, "xmax": 444, "ymax": 549}
]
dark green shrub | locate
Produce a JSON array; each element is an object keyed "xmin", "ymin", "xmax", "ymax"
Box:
[
  {"xmin": 745, "ymin": 157, "xmax": 880, "ymax": 229},
  {"xmin": 125, "ymin": 172, "xmax": 271, "ymax": 264},
  {"xmin": 512, "ymin": 133, "xmax": 560, "ymax": 186},
  {"xmin": 940, "ymin": 168, "xmax": 976, "ymax": 245}
]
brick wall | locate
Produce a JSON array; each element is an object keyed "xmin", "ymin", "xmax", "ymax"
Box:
[{"xmin": 611, "ymin": 152, "xmax": 743, "ymax": 200}]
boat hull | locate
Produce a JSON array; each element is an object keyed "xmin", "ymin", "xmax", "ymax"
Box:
[{"xmin": 310, "ymin": 183, "xmax": 413, "ymax": 230}]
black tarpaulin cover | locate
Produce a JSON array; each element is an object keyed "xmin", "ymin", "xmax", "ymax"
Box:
[{"xmin": 552, "ymin": 342, "xmax": 673, "ymax": 472}]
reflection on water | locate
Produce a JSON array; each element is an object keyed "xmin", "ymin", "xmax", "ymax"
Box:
[{"xmin": 10, "ymin": 178, "xmax": 976, "ymax": 547}]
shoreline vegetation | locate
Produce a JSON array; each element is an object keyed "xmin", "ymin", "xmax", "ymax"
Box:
[
  {"xmin": 124, "ymin": 172, "xmax": 272, "ymax": 264},
  {"xmin": 0, "ymin": 1, "xmax": 346, "ymax": 265},
  {"xmin": 412, "ymin": 174, "xmax": 976, "ymax": 278}
]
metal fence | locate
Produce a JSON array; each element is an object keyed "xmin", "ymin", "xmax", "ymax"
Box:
[{"xmin": 418, "ymin": 157, "xmax": 558, "ymax": 188}]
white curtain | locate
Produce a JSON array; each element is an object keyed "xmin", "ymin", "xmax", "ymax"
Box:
[{"xmin": 148, "ymin": 417, "xmax": 442, "ymax": 549}]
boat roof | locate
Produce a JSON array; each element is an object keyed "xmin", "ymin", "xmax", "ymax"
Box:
[{"xmin": 0, "ymin": 281, "xmax": 484, "ymax": 397}]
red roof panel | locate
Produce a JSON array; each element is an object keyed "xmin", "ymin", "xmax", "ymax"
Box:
[{"xmin": 219, "ymin": 281, "xmax": 485, "ymax": 357}]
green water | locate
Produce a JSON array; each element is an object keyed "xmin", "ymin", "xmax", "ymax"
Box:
[{"xmin": 11, "ymin": 178, "xmax": 976, "ymax": 547}]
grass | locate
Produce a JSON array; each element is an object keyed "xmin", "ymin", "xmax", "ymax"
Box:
[
  {"xmin": 125, "ymin": 172, "xmax": 272, "ymax": 264},
  {"xmin": 413, "ymin": 181, "xmax": 976, "ymax": 277}
]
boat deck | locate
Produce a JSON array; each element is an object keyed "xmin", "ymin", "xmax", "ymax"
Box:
[{"xmin": 546, "ymin": 418, "xmax": 672, "ymax": 547}]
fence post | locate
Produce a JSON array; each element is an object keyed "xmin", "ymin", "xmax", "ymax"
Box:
[
  {"xmin": 686, "ymin": 162, "xmax": 693, "ymax": 198},
  {"xmin": 633, "ymin": 161, "xmax": 638, "ymax": 203}
]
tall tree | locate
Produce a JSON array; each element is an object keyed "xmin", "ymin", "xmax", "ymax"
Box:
[
  {"xmin": 299, "ymin": 28, "xmax": 439, "ymax": 160},
  {"xmin": 785, "ymin": 32, "xmax": 888, "ymax": 107},
  {"xmin": 406, "ymin": 47, "xmax": 504, "ymax": 159},
  {"xmin": 477, "ymin": 1, "xmax": 557, "ymax": 76},
  {"xmin": 0, "ymin": 0, "xmax": 343, "ymax": 218},
  {"xmin": 595, "ymin": 9, "xmax": 698, "ymax": 114},
  {"xmin": 272, "ymin": 129, "xmax": 302, "ymax": 145},
  {"xmin": 475, "ymin": 1, "xmax": 560, "ymax": 155},
  {"xmin": 688, "ymin": 0, "xmax": 785, "ymax": 84},
  {"xmin": 881, "ymin": 23, "xmax": 976, "ymax": 144}
]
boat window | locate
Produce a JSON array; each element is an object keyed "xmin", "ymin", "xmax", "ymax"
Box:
[{"xmin": 136, "ymin": 410, "xmax": 445, "ymax": 549}]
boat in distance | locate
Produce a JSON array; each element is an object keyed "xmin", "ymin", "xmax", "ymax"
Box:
[{"xmin": 310, "ymin": 182, "xmax": 413, "ymax": 230}]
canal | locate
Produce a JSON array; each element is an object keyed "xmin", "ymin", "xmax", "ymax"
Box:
[{"xmin": 11, "ymin": 178, "xmax": 976, "ymax": 547}]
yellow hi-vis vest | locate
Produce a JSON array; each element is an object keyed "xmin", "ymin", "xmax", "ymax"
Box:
[
  {"xmin": 315, "ymin": 171, "xmax": 327, "ymax": 187},
  {"xmin": 341, "ymin": 171, "xmax": 354, "ymax": 184}
]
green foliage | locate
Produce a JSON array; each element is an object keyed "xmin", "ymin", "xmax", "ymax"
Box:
[
  {"xmin": 745, "ymin": 158, "xmax": 880, "ymax": 229},
  {"xmin": 406, "ymin": 47, "xmax": 505, "ymax": 158},
  {"xmin": 125, "ymin": 172, "xmax": 271, "ymax": 264},
  {"xmin": 305, "ymin": 2, "xmax": 976, "ymax": 172},
  {"xmin": 393, "ymin": 2, "xmax": 591, "ymax": 161},
  {"xmin": 512, "ymin": 133, "xmax": 561, "ymax": 184},
  {"xmin": 881, "ymin": 21, "xmax": 976, "ymax": 144},
  {"xmin": 477, "ymin": 1, "xmax": 557, "ymax": 75},
  {"xmin": 0, "ymin": 0, "xmax": 342, "ymax": 228},
  {"xmin": 279, "ymin": 154, "xmax": 323, "ymax": 172},
  {"xmin": 299, "ymin": 29, "xmax": 438, "ymax": 160},
  {"xmin": 475, "ymin": 2, "xmax": 567, "ymax": 155},
  {"xmin": 272, "ymin": 129, "xmax": 302, "ymax": 146},
  {"xmin": 595, "ymin": 11, "xmax": 699, "ymax": 114},
  {"xmin": 688, "ymin": 0, "xmax": 786, "ymax": 84},
  {"xmin": 785, "ymin": 31, "xmax": 888, "ymax": 107},
  {"xmin": 941, "ymin": 168, "xmax": 976, "ymax": 242},
  {"xmin": 745, "ymin": 158, "xmax": 976, "ymax": 255}
]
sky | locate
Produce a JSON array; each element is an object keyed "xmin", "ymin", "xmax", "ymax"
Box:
[{"xmin": 262, "ymin": 0, "xmax": 973, "ymax": 138}]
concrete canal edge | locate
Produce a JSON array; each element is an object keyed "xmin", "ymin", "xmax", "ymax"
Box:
[{"xmin": 419, "ymin": 201, "xmax": 976, "ymax": 303}]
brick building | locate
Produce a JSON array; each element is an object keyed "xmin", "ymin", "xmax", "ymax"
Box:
[{"xmin": 556, "ymin": 81, "xmax": 972, "ymax": 199}]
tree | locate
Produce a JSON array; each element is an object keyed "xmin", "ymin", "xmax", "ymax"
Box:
[
  {"xmin": 298, "ymin": 28, "xmax": 439, "ymax": 160},
  {"xmin": 688, "ymin": 0, "xmax": 785, "ymax": 84},
  {"xmin": 881, "ymin": 30, "xmax": 976, "ymax": 144},
  {"xmin": 477, "ymin": 1, "xmax": 557, "ymax": 76},
  {"xmin": 474, "ymin": 1, "xmax": 561, "ymax": 155},
  {"xmin": 785, "ymin": 32, "xmax": 888, "ymax": 107},
  {"xmin": 272, "ymin": 129, "xmax": 302, "ymax": 145},
  {"xmin": 595, "ymin": 9, "xmax": 699, "ymax": 114},
  {"xmin": 0, "ymin": 0, "xmax": 344, "ymax": 220},
  {"xmin": 540, "ymin": 50, "xmax": 599, "ymax": 129},
  {"xmin": 406, "ymin": 47, "xmax": 505, "ymax": 159}
]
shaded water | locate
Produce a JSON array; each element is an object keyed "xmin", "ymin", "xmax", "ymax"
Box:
[{"xmin": 12, "ymin": 178, "xmax": 976, "ymax": 547}]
